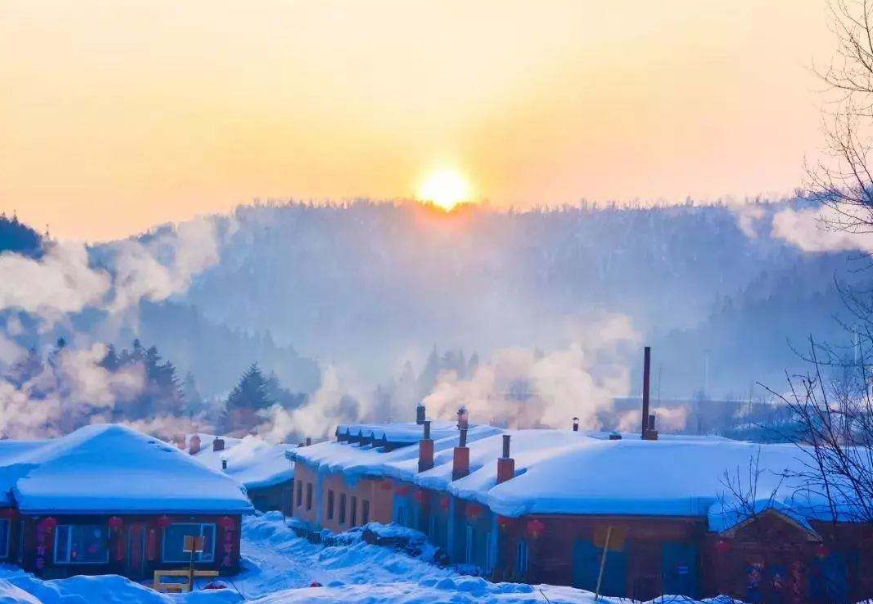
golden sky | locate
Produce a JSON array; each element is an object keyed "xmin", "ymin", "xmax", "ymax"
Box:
[{"xmin": 1, "ymin": 0, "xmax": 833, "ymax": 241}]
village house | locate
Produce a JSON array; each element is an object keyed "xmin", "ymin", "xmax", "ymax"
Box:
[
  {"xmin": 288, "ymin": 411, "xmax": 873, "ymax": 603},
  {"xmin": 0, "ymin": 424, "xmax": 252, "ymax": 580},
  {"xmin": 185, "ymin": 433, "xmax": 295, "ymax": 515}
]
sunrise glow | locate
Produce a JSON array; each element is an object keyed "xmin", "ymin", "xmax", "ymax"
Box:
[{"xmin": 416, "ymin": 170, "xmax": 472, "ymax": 211}]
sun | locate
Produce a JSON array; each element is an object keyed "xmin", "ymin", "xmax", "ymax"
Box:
[{"xmin": 416, "ymin": 169, "xmax": 472, "ymax": 211}]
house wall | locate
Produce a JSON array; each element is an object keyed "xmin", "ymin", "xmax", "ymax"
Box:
[
  {"xmin": 16, "ymin": 513, "xmax": 242, "ymax": 580},
  {"xmin": 495, "ymin": 514, "xmax": 705, "ymax": 600},
  {"xmin": 292, "ymin": 460, "xmax": 393, "ymax": 533},
  {"xmin": 248, "ymin": 479, "xmax": 293, "ymax": 515}
]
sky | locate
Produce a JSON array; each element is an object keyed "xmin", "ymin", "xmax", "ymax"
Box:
[{"xmin": 1, "ymin": 0, "xmax": 834, "ymax": 241}]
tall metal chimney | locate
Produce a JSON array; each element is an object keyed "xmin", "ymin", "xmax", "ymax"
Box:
[
  {"xmin": 416, "ymin": 403, "xmax": 426, "ymax": 425},
  {"xmin": 641, "ymin": 346, "xmax": 651, "ymax": 439}
]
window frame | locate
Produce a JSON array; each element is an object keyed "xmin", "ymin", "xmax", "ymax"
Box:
[
  {"xmin": 161, "ymin": 523, "xmax": 216, "ymax": 564},
  {"xmin": 362, "ymin": 499, "xmax": 370, "ymax": 524},
  {"xmin": 305, "ymin": 483, "xmax": 313, "ymax": 511},
  {"xmin": 53, "ymin": 524, "xmax": 110, "ymax": 565},
  {"xmin": 327, "ymin": 489, "xmax": 335, "ymax": 520},
  {"xmin": 350, "ymin": 496, "xmax": 358, "ymax": 526},
  {"xmin": 296, "ymin": 481, "xmax": 303, "ymax": 508}
]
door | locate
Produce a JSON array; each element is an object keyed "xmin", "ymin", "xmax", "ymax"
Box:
[
  {"xmin": 572, "ymin": 539, "xmax": 627, "ymax": 597},
  {"xmin": 662, "ymin": 542, "xmax": 698, "ymax": 598},
  {"xmin": 126, "ymin": 524, "xmax": 147, "ymax": 579}
]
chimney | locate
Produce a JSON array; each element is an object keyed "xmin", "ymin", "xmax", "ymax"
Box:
[
  {"xmin": 452, "ymin": 428, "xmax": 470, "ymax": 480},
  {"xmin": 644, "ymin": 413, "xmax": 659, "ymax": 441},
  {"xmin": 188, "ymin": 434, "xmax": 201, "ymax": 455},
  {"xmin": 213, "ymin": 438, "xmax": 225, "ymax": 452},
  {"xmin": 221, "ymin": 458, "xmax": 228, "ymax": 471},
  {"xmin": 416, "ymin": 403, "xmax": 426, "ymax": 425},
  {"xmin": 608, "ymin": 430, "xmax": 622, "ymax": 440},
  {"xmin": 572, "ymin": 417, "xmax": 580, "ymax": 432},
  {"xmin": 419, "ymin": 420, "xmax": 434, "ymax": 472},
  {"xmin": 457, "ymin": 406, "xmax": 469, "ymax": 430},
  {"xmin": 641, "ymin": 346, "xmax": 651, "ymax": 440},
  {"xmin": 496, "ymin": 434, "xmax": 515, "ymax": 484},
  {"xmin": 305, "ymin": 437, "xmax": 312, "ymax": 447}
]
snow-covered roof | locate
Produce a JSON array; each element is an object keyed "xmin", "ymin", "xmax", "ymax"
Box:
[
  {"xmin": 288, "ymin": 424, "xmax": 503, "ymax": 483},
  {"xmin": 336, "ymin": 421, "xmax": 461, "ymax": 445},
  {"xmin": 0, "ymin": 424, "xmax": 253, "ymax": 515},
  {"xmin": 192, "ymin": 434, "xmax": 294, "ymax": 490},
  {"xmin": 288, "ymin": 423, "xmax": 852, "ymax": 527}
]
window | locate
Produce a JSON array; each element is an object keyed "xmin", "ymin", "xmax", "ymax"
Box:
[
  {"xmin": 350, "ymin": 496, "xmax": 358, "ymax": 526},
  {"xmin": 296, "ymin": 482, "xmax": 303, "ymax": 508},
  {"xmin": 339, "ymin": 493, "xmax": 347, "ymax": 524},
  {"xmin": 54, "ymin": 525, "xmax": 109, "ymax": 564},
  {"xmin": 327, "ymin": 490, "xmax": 335, "ymax": 520},
  {"xmin": 395, "ymin": 506, "xmax": 406, "ymax": 527},
  {"xmin": 306, "ymin": 483, "xmax": 313, "ymax": 511},
  {"xmin": 516, "ymin": 540, "xmax": 528, "ymax": 574},
  {"xmin": 161, "ymin": 523, "xmax": 215, "ymax": 563},
  {"xmin": 362, "ymin": 500, "xmax": 370, "ymax": 525}
]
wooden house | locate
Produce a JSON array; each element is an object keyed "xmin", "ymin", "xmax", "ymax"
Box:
[{"xmin": 0, "ymin": 424, "xmax": 251, "ymax": 580}]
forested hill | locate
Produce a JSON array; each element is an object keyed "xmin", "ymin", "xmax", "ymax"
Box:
[
  {"xmin": 0, "ymin": 213, "xmax": 42, "ymax": 257},
  {"xmin": 164, "ymin": 198, "xmax": 856, "ymax": 397}
]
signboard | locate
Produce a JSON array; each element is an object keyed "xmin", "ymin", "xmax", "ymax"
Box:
[{"xmin": 183, "ymin": 535, "xmax": 204, "ymax": 554}]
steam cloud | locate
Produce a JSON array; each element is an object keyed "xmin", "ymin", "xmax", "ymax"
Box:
[
  {"xmin": 422, "ymin": 313, "xmax": 640, "ymax": 430},
  {"xmin": 0, "ymin": 217, "xmax": 225, "ymax": 438}
]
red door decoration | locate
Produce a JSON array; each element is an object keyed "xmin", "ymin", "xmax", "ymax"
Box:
[
  {"xmin": 220, "ymin": 517, "xmax": 235, "ymax": 567},
  {"xmin": 35, "ymin": 517, "xmax": 57, "ymax": 571},
  {"xmin": 146, "ymin": 529, "xmax": 157, "ymax": 561},
  {"xmin": 108, "ymin": 516, "xmax": 124, "ymax": 561}
]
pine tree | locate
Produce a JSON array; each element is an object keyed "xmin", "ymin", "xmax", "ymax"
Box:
[{"xmin": 221, "ymin": 363, "xmax": 274, "ymax": 434}]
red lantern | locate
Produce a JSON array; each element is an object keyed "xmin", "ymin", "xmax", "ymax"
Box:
[
  {"xmin": 815, "ymin": 544, "xmax": 830, "ymax": 558},
  {"xmin": 38, "ymin": 517, "xmax": 57, "ymax": 531},
  {"xmin": 525, "ymin": 518, "xmax": 545, "ymax": 539},
  {"xmin": 108, "ymin": 516, "xmax": 123, "ymax": 529},
  {"xmin": 414, "ymin": 490, "xmax": 427, "ymax": 503},
  {"xmin": 219, "ymin": 516, "xmax": 235, "ymax": 530},
  {"xmin": 396, "ymin": 485, "xmax": 410, "ymax": 496},
  {"xmin": 439, "ymin": 496, "xmax": 450, "ymax": 510},
  {"xmin": 379, "ymin": 481, "xmax": 393, "ymax": 491},
  {"xmin": 715, "ymin": 539, "xmax": 732, "ymax": 555},
  {"xmin": 497, "ymin": 516, "xmax": 513, "ymax": 530},
  {"xmin": 156, "ymin": 515, "xmax": 171, "ymax": 529},
  {"xmin": 466, "ymin": 504, "xmax": 482, "ymax": 519}
]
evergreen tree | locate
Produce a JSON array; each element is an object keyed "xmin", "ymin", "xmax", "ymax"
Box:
[{"xmin": 221, "ymin": 363, "xmax": 274, "ymax": 434}]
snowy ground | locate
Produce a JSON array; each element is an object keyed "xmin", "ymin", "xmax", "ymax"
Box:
[{"xmin": 0, "ymin": 513, "xmax": 735, "ymax": 604}]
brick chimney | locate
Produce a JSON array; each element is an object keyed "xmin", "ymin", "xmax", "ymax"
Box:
[
  {"xmin": 416, "ymin": 403, "xmax": 426, "ymax": 425},
  {"xmin": 452, "ymin": 428, "xmax": 470, "ymax": 480},
  {"xmin": 496, "ymin": 434, "xmax": 515, "ymax": 484},
  {"xmin": 213, "ymin": 438, "xmax": 225, "ymax": 452},
  {"xmin": 419, "ymin": 420, "xmax": 434, "ymax": 472},
  {"xmin": 188, "ymin": 434, "xmax": 201, "ymax": 455}
]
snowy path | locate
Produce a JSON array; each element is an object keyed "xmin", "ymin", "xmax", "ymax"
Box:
[{"xmin": 0, "ymin": 513, "xmax": 726, "ymax": 604}]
